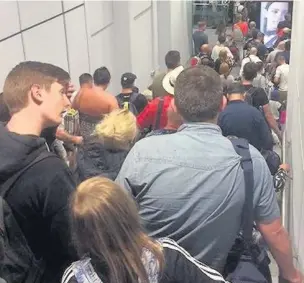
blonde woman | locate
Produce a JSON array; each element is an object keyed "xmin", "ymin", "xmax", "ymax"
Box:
[
  {"xmin": 74, "ymin": 109, "xmax": 137, "ymax": 182},
  {"xmin": 219, "ymin": 62, "xmax": 235, "ymax": 94},
  {"xmin": 62, "ymin": 177, "xmax": 228, "ymax": 283}
]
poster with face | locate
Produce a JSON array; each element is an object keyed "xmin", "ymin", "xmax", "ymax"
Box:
[{"xmin": 260, "ymin": 1, "xmax": 289, "ymax": 48}]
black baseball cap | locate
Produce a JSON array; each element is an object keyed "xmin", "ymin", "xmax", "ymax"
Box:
[{"xmin": 121, "ymin": 72, "xmax": 137, "ymax": 87}]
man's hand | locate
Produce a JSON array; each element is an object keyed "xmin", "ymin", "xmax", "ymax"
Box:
[
  {"xmin": 280, "ymin": 269, "xmax": 303, "ymax": 283},
  {"xmin": 73, "ymin": 136, "xmax": 83, "ymax": 145},
  {"xmin": 279, "ymin": 163, "xmax": 290, "ymax": 172}
]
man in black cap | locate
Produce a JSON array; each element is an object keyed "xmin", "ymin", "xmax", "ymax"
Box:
[
  {"xmin": 218, "ymin": 82, "xmax": 273, "ymax": 151},
  {"xmin": 116, "ymin": 72, "xmax": 148, "ymax": 115}
]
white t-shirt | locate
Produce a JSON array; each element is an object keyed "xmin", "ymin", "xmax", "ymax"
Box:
[
  {"xmin": 239, "ymin": 55, "xmax": 261, "ymax": 77},
  {"xmin": 275, "ymin": 64, "xmax": 289, "ymax": 91}
]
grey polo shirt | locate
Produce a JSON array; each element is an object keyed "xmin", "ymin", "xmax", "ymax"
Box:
[{"xmin": 116, "ymin": 123, "xmax": 280, "ymax": 272}]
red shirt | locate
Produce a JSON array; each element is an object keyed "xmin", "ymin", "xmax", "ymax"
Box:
[
  {"xmin": 137, "ymin": 95, "xmax": 173, "ymax": 130},
  {"xmin": 234, "ymin": 22, "xmax": 248, "ymax": 36}
]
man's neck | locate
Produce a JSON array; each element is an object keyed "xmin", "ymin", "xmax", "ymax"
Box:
[
  {"xmin": 95, "ymin": 85, "xmax": 107, "ymax": 91},
  {"xmin": 6, "ymin": 110, "xmax": 44, "ymax": 136},
  {"xmin": 242, "ymin": 80, "xmax": 252, "ymax": 85},
  {"xmin": 121, "ymin": 88, "xmax": 133, "ymax": 94},
  {"xmin": 228, "ymin": 96, "xmax": 244, "ymax": 102}
]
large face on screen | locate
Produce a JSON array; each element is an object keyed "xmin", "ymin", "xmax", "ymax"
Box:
[{"xmin": 266, "ymin": 2, "xmax": 289, "ymax": 32}]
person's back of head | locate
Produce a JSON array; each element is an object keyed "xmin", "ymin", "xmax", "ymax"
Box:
[
  {"xmin": 277, "ymin": 41, "xmax": 286, "ymax": 51},
  {"xmin": 219, "ymin": 49, "xmax": 228, "ymax": 61},
  {"xmin": 249, "ymin": 47, "xmax": 258, "ymax": 56},
  {"xmin": 226, "ymin": 82, "xmax": 245, "ymax": 101},
  {"xmin": 200, "ymin": 44, "xmax": 210, "ymax": 54},
  {"xmin": 255, "ymin": 61, "xmax": 264, "ymax": 74},
  {"xmin": 285, "ymin": 13, "xmax": 291, "ymax": 22},
  {"xmin": 121, "ymin": 72, "xmax": 137, "ymax": 90},
  {"xmin": 0, "ymin": 93, "xmax": 11, "ymax": 122},
  {"xmin": 242, "ymin": 62, "xmax": 258, "ymax": 81},
  {"xmin": 252, "ymin": 29, "xmax": 258, "ymax": 40},
  {"xmin": 198, "ymin": 21, "xmax": 206, "ymax": 31},
  {"xmin": 277, "ymin": 54, "xmax": 286, "ymax": 65},
  {"xmin": 94, "ymin": 108, "xmax": 138, "ymax": 150},
  {"xmin": 285, "ymin": 40, "xmax": 291, "ymax": 52},
  {"xmin": 174, "ymin": 66, "xmax": 223, "ymax": 122},
  {"xmin": 235, "ymin": 13, "xmax": 242, "ymax": 23},
  {"xmin": 218, "ymin": 35, "xmax": 226, "ymax": 45},
  {"xmin": 79, "ymin": 73, "xmax": 93, "ymax": 88},
  {"xmin": 165, "ymin": 50, "xmax": 181, "ymax": 70},
  {"xmin": 249, "ymin": 21, "xmax": 256, "ymax": 29},
  {"xmin": 3, "ymin": 61, "xmax": 70, "ymax": 127},
  {"xmin": 219, "ymin": 62, "xmax": 230, "ymax": 76},
  {"xmin": 257, "ymin": 32, "xmax": 264, "ymax": 41},
  {"xmin": 93, "ymin": 67, "xmax": 111, "ymax": 88},
  {"xmin": 70, "ymin": 177, "xmax": 164, "ymax": 283}
]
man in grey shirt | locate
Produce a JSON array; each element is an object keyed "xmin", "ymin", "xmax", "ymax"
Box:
[
  {"xmin": 116, "ymin": 66, "xmax": 302, "ymax": 282},
  {"xmin": 193, "ymin": 21, "xmax": 209, "ymax": 55}
]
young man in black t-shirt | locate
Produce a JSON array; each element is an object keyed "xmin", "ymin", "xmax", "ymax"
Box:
[
  {"xmin": 241, "ymin": 62, "xmax": 282, "ymax": 141},
  {"xmin": 116, "ymin": 73, "xmax": 148, "ymax": 115}
]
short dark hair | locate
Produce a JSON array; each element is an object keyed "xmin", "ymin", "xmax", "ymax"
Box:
[
  {"xmin": 165, "ymin": 51, "xmax": 181, "ymax": 69},
  {"xmin": 121, "ymin": 72, "xmax": 137, "ymax": 89},
  {"xmin": 93, "ymin": 67, "xmax": 111, "ymax": 86},
  {"xmin": 79, "ymin": 73, "xmax": 92, "ymax": 86},
  {"xmin": 218, "ymin": 35, "xmax": 226, "ymax": 44},
  {"xmin": 174, "ymin": 66, "xmax": 223, "ymax": 122},
  {"xmin": 255, "ymin": 61, "xmax": 264, "ymax": 72},
  {"xmin": 0, "ymin": 92, "xmax": 10, "ymax": 122},
  {"xmin": 285, "ymin": 13, "xmax": 291, "ymax": 21},
  {"xmin": 285, "ymin": 41, "xmax": 291, "ymax": 51},
  {"xmin": 242, "ymin": 62, "xmax": 257, "ymax": 81},
  {"xmin": 252, "ymin": 29, "xmax": 258, "ymax": 39}
]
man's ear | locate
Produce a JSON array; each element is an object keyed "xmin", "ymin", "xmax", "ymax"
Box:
[
  {"xmin": 220, "ymin": 95, "xmax": 227, "ymax": 111},
  {"xmin": 171, "ymin": 98, "xmax": 177, "ymax": 112},
  {"xmin": 30, "ymin": 84, "xmax": 43, "ymax": 104}
]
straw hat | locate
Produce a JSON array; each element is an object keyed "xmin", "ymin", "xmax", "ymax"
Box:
[{"xmin": 162, "ymin": 66, "xmax": 184, "ymax": 95}]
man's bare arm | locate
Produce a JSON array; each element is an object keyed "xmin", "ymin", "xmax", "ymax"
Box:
[
  {"xmin": 263, "ymin": 104, "xmax": 282, "ymax": 140},
  {"xmin": 56, "ymin": 128, "xmax": 83, "ymax": 145},
  {"xmin": 257, "ymin": 219, "xmax": 303, "ymax": 283}
]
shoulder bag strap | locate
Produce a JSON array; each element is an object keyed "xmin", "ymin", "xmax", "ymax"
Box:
[
  {"xmin": 0, "ymin": 147, "xmax": 55, "ymax": 198},
  {"xmin": 229, "ymin": 137, "xmax": 254, "ymax": 245},
  {"xmin": 153, "ymin": 98, "xmax": 164, "ymax": 130}
]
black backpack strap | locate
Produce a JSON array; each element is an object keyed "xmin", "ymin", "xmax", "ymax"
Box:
[
  {"xmin": 129, "ymin": 92, "xmax": 139, "ymax": 104},
  {"xmin": 0, "ymin": 149, "xmax": 55, "ymax": 198},
  {"xmin": 229, "ymin": 137, "xmax": 254, "ymax": 245},
  {"xmin": 153, "ymin": 98, "xmax": 164, "ymax": 130}
]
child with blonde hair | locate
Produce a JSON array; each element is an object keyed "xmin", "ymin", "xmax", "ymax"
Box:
[{"xmin": 73, "ymin": 109, "xmax": 138, "ymax": 182}]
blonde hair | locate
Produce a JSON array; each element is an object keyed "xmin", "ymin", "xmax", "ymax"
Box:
[
  {"xmin": 3, "ymin": 61, "xmax": 70, "ymax": 114},
  {"xmin": 94, "ymin": 108, "xmax": 138, "ymax": 150},
  {"xmin": 71, "ymin": 177, "xmax": 164, "ymax": 283},
  {"xmin": 219, "ymin": 49, "xmax": 228, "ymax": 62}
]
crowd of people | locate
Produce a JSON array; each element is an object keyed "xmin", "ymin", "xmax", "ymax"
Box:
[{"xmin": 0, "ymin": 9, "xmax": 302, "ymax": 283}]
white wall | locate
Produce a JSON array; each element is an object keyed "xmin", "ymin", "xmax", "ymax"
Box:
[
  {"xmin": 0, "ymin": 0, "xmax": 191, "ymax": 95},
  {"xmin": 284, "ymin": 0, "xmax": 304, "ymax": 273}
]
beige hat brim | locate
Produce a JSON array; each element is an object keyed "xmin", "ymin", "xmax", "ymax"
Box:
[{"xmin": 162, "ymin": 66, "xmax": 184, "ymax": 95}]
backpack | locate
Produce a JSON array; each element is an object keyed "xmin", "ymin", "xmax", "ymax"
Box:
[
  {"xmin": 243, "ymin": 87, "xmax": 256, "ymax": 106},
  {"xmin": 0, "ymin": 150, "xmax": 54, "ymax": 283},
  {"xmin": 116, "ymin": 92, "xmax": 139, "ymax": 116},
  {"xmin": 225, "ymin": 137, "xmax": 271, "ymax": 283}
]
